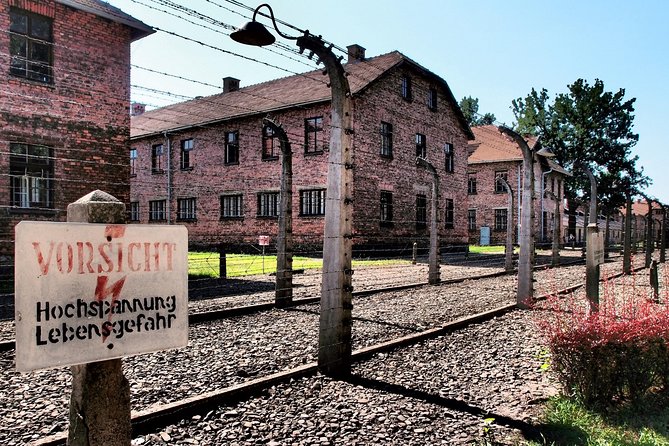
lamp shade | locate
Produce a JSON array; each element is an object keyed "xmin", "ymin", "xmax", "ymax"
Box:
[{"xmin": 230, "ymin": 20, "xmax": 276, "ymax": 46}]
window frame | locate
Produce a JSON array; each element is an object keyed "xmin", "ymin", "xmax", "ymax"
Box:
[
  {"xmin": 494, "ymin": 208, "xmax": 508, "ymax": 231},
  {"xmin": 380, "ymin": 121, "xmax": 393, "ymax": 158},
  {"xmin": 468, "ymin": 209, "xmax": 476, "ymax": 232},
  {"xmin": 130, "ymin": 148, "xmax": 137, "ymax": 176},
  {"xmin": 299, "ymin": 189, "xmax": 326, "ymax": 217},
  {"xmin": 304, "ymin": 116, "xmax": 324, "ymax": 154},
  {"xmin": 262, "ymin": 125, "xmax": 280, "ymax": 160},
  {"xmin": 177, "ymin": 197, "xmax": 196, "ymax": 221},
  {"xmin": 380, "ymin": 190, "xmax": 393, "ymax": 227},
  {"xmin": 444, "ymin": 143, "xmax": 454, "ymax": 173},
  {"xmin": 151, "ymin": 144, "xmax": 164, "ymax": 174},
  {"xmin": 129, "ymin": 201, "xmax": 140, "ymax": 222},
  {"xmin": 467, "ymin": 174, "xmax": 477, "ymax": 195},
  {"xmin": 415, "ymin": 133, "xmax": 426, "ymax": 158},
  {"xmin": 220, "ymin": 194, "xmax": 243, "ymax": 219},
  {"xmin": 224, "ymin": 131, "xmax": 240, "ymax": 165},
  {"xmin": 494, "ymin": 170, "xmax": 509, "ymax": 193},
  {"xmin": 416, "ymin": 194, "xmax": 427, "ymax": 229},
  {"xmin": 401, "ymin": 75, "xmax": 412, "ymax": 101},
  {"xmin": 9, "ymin": 8, "xmax": 53, "ymax": 84},
  {"xmin": 148, "ymin": 199, "xmax": 167, "ymax": 222},
  {"xmin": 257, "ymin": 191, "xmax": 280, "ymax": 217},
  {"xmin": 444, "ymin": 198, "xmax": 454, "ymax": 229},
  {"xmin": 9, "ymin": 142, "xmax": 54, "ymax": 209},
  {"xmin": 180, "ymin": 138, "xmax": 194, "ymax": 170},
  {"xmin": 427, "ymin": 87, "xmax": 438, "ymax": 111}
]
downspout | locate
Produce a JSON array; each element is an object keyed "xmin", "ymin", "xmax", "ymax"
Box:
[{"xmin": 164, "ymin": 131, "xmax": 172, "ymax": 224}]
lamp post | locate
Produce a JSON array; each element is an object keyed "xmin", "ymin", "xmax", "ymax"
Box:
[{"xmin": 231, "ymin": 5, "xmax": 354, "ymax": 376}]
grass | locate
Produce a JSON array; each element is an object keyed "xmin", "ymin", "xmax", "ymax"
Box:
[
  {"xmin": 188, "ymin": 252, "xmax": 411, "ymax": 278},
  {"xmin": 469, "ymin": 245, "xmax": 508, "ymax": 254},
  {"xmin": 525, "ymin": 394, "xmax": 669, "ymax": 445}
]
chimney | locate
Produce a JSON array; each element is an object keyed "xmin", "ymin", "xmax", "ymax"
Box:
[
  {"xmin": 223, "ymin": 77, "xmax": 240, "ymax": 93},
  {"xmin": 347, "ymin": 44, "xmax": 366, "ymax": 63},
  {"xmin": 130, "ymin": 102, "xmax": 145, "ymax": 116}
]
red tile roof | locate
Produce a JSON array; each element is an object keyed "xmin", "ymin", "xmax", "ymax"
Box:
[
  {"xmin": 131, "ymin": 51, "xmax": 473, "ymax": 139},
  {"xmin": 57, "ymin": 0, "xmax": 153, "ymax": 40},
  {"xmin": 468, "ymin": 125, "xmax": 534, "ymax": 163}
]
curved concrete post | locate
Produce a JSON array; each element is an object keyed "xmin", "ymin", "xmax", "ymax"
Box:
[
  {"xmin": 623, "ymin": 190, "xmax": 633, "ymax": 274},
  {"xmin": 640, "ymin": 193, "xmax": 654, "ymax": 268},
  {"xmin": 496, "ymin": 176, "xmax": 515, "ymax": 272},
  {"xmin": 544, "ymin": 190, "xmax": 561, "ymax": 266},
  {"xmin": 263, "ymin": 117, "xmax": 293, "ymax": 307},
  {"xmin": 576, "ymin": 163, "xmax": 600, "ymax": 313},
  {"xmin": 416, "ymin": 157, "xmax": 440, "ymax": 284},
  {"xmin": 297, "ymin": 34, "xmax": 354, "ymax": 377},
  {"xmin": 498, "ymin": 126, "xmax": 534, "ymax": 308}
]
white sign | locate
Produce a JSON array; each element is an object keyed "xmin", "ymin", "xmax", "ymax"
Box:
[
  {"xmin": 258, "ymin": 235, "xmax": 270, "ymax": 246},
  {"xmin": 14, "ymin": 222, "xmax": 188, "ymax": 372},
  {"xmin": 586, "ymin": 228, "xmax": 605, "ymax": 266}
]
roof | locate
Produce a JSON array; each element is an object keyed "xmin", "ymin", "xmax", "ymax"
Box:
[
  {"xmin": 131, "ymin": 50, "xmax": 474, "ymax": 140},
  {"xmin": 630, "ymin": 199, "xmax": 663, "ymax": 215},
  {"xmin": 57, "ymin": 0, "xmax": 154, "ymax": 41},
  {"xmin": 468, "ymin": 125, "xmax": 571, "ymax": 176}
]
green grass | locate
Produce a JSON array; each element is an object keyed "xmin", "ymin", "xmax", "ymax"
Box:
[
  {"xmin": 188, "ymin": 252, "xmax": 410, "ymax": 278},
  {"xmin": 525, "ymin": 395, "xmax": 669, "ymax": 445},
  {"xmin": 469, "ymin": 245, "xmax": 508, "ymax": 254}
]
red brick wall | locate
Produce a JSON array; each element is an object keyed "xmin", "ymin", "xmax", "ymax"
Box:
[{"xmin": 0, "ymin": 1, "xmax": 133, "ymax": 257}]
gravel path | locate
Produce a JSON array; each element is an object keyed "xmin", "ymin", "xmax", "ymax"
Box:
[{"xmin": 0, "ymin": 255, "xmax": 654, "ymax": 445}]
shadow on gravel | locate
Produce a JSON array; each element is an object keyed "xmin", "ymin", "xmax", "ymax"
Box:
[
  {"xmin": 285, "ymin": 308, "xmax": 422, "ymax": 333},
  {"xmin": 344, "ymin": 374, "xmax": 547, "ymax": 443}
]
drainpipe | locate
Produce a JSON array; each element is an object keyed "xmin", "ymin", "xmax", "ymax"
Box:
[{"xmin": 164, "ymin": 131, "xmax": 172, "ymax": 224}]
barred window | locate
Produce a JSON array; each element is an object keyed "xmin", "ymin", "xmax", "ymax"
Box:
[
  {"xmin": 10, "ymin": 143, "xmax": 53, "ymax": 209},
  {"xmin": 177, "ymin": 197, "xmax": 196, "ymax": 220},
  {"xmin": 468, "ymin": 174, "xmax": 477, "ymax": 195},
  {"xmin": 257, "ymin": 192, "xmax": 280, "ymax": 217},
  {"xmin": 262, "ymin": 125, "xmax": 279, "ymax": 160},
  {"xmin": 401, "ymin": 76, "xmax": 412, "ymax": 101},
  {"xmin": 494, "ymin": 208, "xmax": 508, "ymax": 231},
  {"xmin": 149, "ymin": 200, "xmax": 166, "ymax": 221},
  {"xmin": 152, "ymin": 144, "xmax": 164, "ymax": 173},
  {"xmin": 300, "ymin": 189, "xmax": 326, "ymax": 216},
  {"xmin": 221, "ymin": 194, "xmax": 243, "ymax": 218},
  {"xmin": 10, "ymin": 8, "xmax": 53, "ymax": 83},
  {"xmin": 444, "ymin": 143, "xmax": 454, "ymax": 173},
  {"xmin": 129, "ymin": 201, "xmax": 140, "ymax": 222},
  {"xmin": 468, "ymin": 209, "xmax": 476, "ymax": 231}
]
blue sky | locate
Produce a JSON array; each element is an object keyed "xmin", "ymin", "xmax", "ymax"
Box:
[{"xmin": 109, "ymin": 0, "xmax": 669, "ymax": 203}]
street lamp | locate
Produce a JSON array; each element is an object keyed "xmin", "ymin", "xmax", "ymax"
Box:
[{"xmin": 231, "ymin": 4, "xmax": 355, "ymax": 377}]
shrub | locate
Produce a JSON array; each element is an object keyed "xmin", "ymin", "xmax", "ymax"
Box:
[{"xmin": 536, "ymin": 269, "xmax": 669, "ymax": 407}]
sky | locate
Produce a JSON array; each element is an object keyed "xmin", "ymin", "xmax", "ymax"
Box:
[{"xmin": 107, "ymin": 0, "xmax": 669, "ymax": 203}]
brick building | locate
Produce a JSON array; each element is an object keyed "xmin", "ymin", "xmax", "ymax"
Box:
[
  {"xmin": 467, "ymin": 125, "xmax": 570, "ymax": 245},
  {"xmin": 0, "ymin": 0, "xmax": 152, "ymax": 260},
  {"xmin": 130, "ymin": 47, "xmax": 474, "ymax": 253}
]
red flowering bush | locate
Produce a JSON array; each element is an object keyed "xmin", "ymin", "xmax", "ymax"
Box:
[{"xmin": 536, "ymin": 266, "xmax": 669, "ymax": 407}]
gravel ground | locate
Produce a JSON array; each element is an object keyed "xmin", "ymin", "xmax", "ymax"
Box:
[{"xmin": 0, "ymin": 254, "xmax": 655, "ymax": 445}]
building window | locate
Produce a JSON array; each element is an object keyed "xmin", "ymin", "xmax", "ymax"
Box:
[
  {"xmin": 494, "ymin": 208, "xmax": 508, "ymax": 231},
  {"xmin": 10, "ymin": 143, "xmax": 53, "ymax": 209},
  {"xmin": 225, "ymin": 131, "xmax": 239, "ymax": 165},
  {"xmin": 557, "ymin": 179, "xmax": 562, "ymax": 199},
  {"xmin": 220, "ymin": 194, "xmax": 243, "ymax": 218},
  {"xmin": 152, "ymin": 144, "xmax": 164, "ymax": 173},
  {"xmin": 300, "ymin": 189, "xmax": 326, "ymax": 216},
  {"xmin": 380, "ymin": 122, "xmax": 393, "ymax": 158},
  {"xmin": 444, "ymin": 143, "xmax": 454, "ymax": 173},
  {"xmin": 305, "ymin": 117, "xmax": 324, "ymax": 154},
  {"xmin": 9, "ymin": 8, "xmax": 53, "ymax": 83},
  {"xmin": 444, "ymin": 198, "xmax": 454, "ymax": 229},
  {"xmin": 416, "ymin": 194, "xmax": 427, "ymax": 229},
  {"xmin": 130, "ymin": 148, "xmax": 137, "ymax": 176},
  {"xmin": 257, "ymin": 192, "xmax": 280, "ymax": 217},
  {"xmin": 380, "ymin": 191, "xmax": 393, "ymax": 226},
  {"xmin": 129, "ymin": 201, "xmax": 140, "ymax": 222},
  {"xmin": 415, "ymin": 133, "xmax": 426, "ymax": 158},
  {"xmin": 468, "ymin": 209, "xmax": 476, "ymax": 231},
  {"xmin": 401, "ymin": 75, "xmax": 412, "ymax": 101},
  {"xmin": 262, "ymin": 125, "xmax": 279, "ymax": 160},
  {"xmin": 180, "ymin": 139, "xmax": 193, "ymax": 170},
  {"xmin": 427, "ymin": 88, "xmax": 438, "ymax": 111},
  {"xmin": 495, "ymin": 170, "xmax": 508, "ymax": 193},
  {"xmin": 468, "ymin": 174, "xmax": 477, "ymax": 195},
  {"xmin": 177, "ymin": 197, "xmax": 196, "ymax": 221},
  {"xmin": 149, "ymin": 200, "xmax": 167, "ymax": 221}
]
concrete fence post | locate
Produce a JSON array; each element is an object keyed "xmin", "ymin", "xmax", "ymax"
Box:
[
  {"xmin": 66, "ymin": 190, "xmax": 130, "ymax": 446},
  {"xmin": 416, "ymin": 157, "xmax": 440, "ymax": 285},
  {"xmin": 497, "ymin": 176, "xmax": 514, "ymax": 272},
  {"xmin": 218, "ymin": 244, "xmax": 227, "ymax": 279}
]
